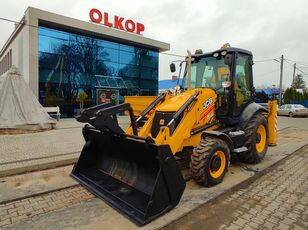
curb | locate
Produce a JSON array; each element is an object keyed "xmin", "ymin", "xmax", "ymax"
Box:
[{"xmin": 0, "ymin": 157, "xmax": 78, "ymax": 178}]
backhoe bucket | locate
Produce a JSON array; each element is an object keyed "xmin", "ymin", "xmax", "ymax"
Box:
[{"xmin": 71, "ymin": 127, "xmax": 186, "ymax": 225}]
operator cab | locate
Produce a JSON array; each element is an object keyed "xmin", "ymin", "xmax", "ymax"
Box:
[{"xmin": 172, "ymin": 45, "xmax": 255, "ymax": 125}]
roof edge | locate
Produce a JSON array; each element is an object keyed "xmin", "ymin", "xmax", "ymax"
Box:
[{"xmin": 27, "ymin": 7, "xmax": 170, "ymax": 52}]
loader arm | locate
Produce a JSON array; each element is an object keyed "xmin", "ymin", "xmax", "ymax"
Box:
[
  {"xmin": 128, "ymin": 88, "xmax": 219, "ymax": 154},
  {"xmin": 154, "ymin": 91, "xmax": 201, "ymax": 153}
]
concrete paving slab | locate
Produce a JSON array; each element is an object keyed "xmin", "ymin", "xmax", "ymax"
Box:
[
  {"xmin": 0, "ymin": 152, "xmax": 79, "ymax": 177},
  {"xmin": 0, "ymin": 116, "xmax": 130, "ymax": 177},
  {"xmin": 0, "ymin": 127, "xmax": 83, "ymax": 165},
  {"xmin": 2, "ymin": 127, "xmax": 308, "ymax": 230},
  {"xmin": 0, "ymin": 165, "xmax": 76, "ymax": 204},
  {"xmin": 165, "ymin": 145, "xmax": 308, "ymax": 230}
]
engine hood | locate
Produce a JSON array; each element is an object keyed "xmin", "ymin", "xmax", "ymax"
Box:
[{"xmin": 156, "ymin": 89, "xmax": 215, "ymax": 112}]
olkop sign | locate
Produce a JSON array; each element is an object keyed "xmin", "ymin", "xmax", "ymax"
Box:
[{"xmin": 89, "ymin": 8, "xmax": 145, "ymax": 35}]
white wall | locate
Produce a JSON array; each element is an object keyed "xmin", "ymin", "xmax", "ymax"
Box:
[{"xmin": 1, "ymin": 25, "xmax": 30, "ymax": 84}]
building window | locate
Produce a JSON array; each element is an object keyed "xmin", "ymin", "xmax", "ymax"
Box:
[
  {"xmin": 0, "ymin": 49, "xmax": 12, "ymax": 76},
  {"xmin": 38, "ymin": 26, "xmax": 158, "ymax": 117}
]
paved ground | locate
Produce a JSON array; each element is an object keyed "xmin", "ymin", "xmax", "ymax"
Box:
[
  {"xmin": 0, "ymin": 127, "xmax": 83, "ymax": 177},
  {"xmin": 0, "ymin": 166, "xmax": 76, "ymax": 204},
  {"xmin": 0, "ymin": 127, "xmax": 307, "ymax": 229},
  {"xmin": 0, "ymin": 116, "xmax": 307, "ymax": 229},
  {"xmin": 0, "ymin": 115, "xmax": 305, "ymax": 177},
  {"xmin": 277, "ymin": 116, "xmax": 308, "ymax": 131},
  {"xmin": 0, "ymin": 116, "xmax": 130, "ymax": 177},
  {"xmin": 0, "ymin": 115, "xmax": 306, "ymax": 171},
  {"xmin": 165, "ymin": 145, "xmax": 308, "ymax": 230}
]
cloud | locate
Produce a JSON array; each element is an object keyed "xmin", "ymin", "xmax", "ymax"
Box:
[{"xmin": 1, "ymin": 0, "xmax": 308, "ymax": 87}]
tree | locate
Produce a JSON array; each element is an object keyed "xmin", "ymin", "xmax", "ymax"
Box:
[
  {"xmin": 292, "ymin": 74, "xmax": 306, "ymax": 89},
  {"xmin": 284, "ymin": 87, "xmax": 304, "ymax": 104},
  {"xmin": 76, "ymin": 92, "xmax": 88, "ymax": 111}
]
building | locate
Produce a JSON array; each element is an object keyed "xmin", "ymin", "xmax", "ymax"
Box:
[
  {"xmin": 158, "ymin": 79, "xmax": 183, "ymax": 92},
  {"xmin": 0, "ymin": 7, "xmax": 170, "ymax": 117}
]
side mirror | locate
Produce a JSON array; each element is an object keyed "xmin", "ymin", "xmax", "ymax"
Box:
[
  {"xmin": 250, "ymin": 86, "xmax": 256, "ymax": 97},
  {"xmin": 250, "ymin": 86, "xmax": 256, "ymax": 93},
  {"xmin": 170, "ymin": 63, "xmax": 176, "ymax": 72},
  {"xmin": 224, "ymin": 54, "xmax": 232, "ymax": 66}
]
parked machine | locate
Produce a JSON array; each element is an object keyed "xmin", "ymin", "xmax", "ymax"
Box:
[{"xmin": 71, "ymin": 44, "xmax": 277, "ymax": 225}]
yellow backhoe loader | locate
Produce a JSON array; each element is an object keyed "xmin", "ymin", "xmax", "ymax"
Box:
[{"xmin": 71, "ymin": 45, "xmax": 277, "ymax": 225}]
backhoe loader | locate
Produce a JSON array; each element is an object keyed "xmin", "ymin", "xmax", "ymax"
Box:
[{"xmin": 71, "ymin": 44, "xmax": 277, "ymax": 225}]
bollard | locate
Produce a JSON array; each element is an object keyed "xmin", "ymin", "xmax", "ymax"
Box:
[{"xmin": 267, "ymin": 100, "xmax": 277, "ymax": 146}]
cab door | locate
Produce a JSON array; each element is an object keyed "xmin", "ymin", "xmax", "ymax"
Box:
[{"xmin": 233, "ymin": 54, "xmax": 253, "ymax": 117}]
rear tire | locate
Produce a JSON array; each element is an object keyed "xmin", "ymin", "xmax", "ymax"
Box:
[
  {"xmin": 237, "ymin": 112, "xmax": 268, "ymax": 164},
  {"xmin": 289, "ymin": 112, "xmax": 294, "ymax": 117},
  {"xmin": 190, "ymin": 137, "xmax": 230, "ymax": 187}
]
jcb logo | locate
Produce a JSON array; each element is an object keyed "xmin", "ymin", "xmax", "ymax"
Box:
[{"xmin": 203, "ymin": 97, "xmax": 213, "ymax": 109}]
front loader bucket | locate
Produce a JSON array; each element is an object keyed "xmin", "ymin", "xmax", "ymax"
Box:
[{"xmin": 71, "ymin": 126, "xmax": 185, "ymax": 225}]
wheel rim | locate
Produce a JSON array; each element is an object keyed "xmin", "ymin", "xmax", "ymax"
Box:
[
  {"xmin": 209, "ymin": 150, "xmax": 226, "ymax": 179},
  {"xmin": 256, "ymin": 124, "xmax": 266, "ymax": 153}
]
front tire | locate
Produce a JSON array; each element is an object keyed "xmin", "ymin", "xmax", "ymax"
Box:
[
  {"xmin": 237, "ymin": 112, "xmax": 268, "ymax": 164},
  {"xmin": 190, "ymin": 137, "xmax": 230, "ymax": 187},
  {"xmin": 289, "ymin": 112, "xmax": 294, "ymax": 117}
]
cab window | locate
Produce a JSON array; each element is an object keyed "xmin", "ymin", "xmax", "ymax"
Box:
[{"xmin": 234, "ymin": 54, "xmax": 252, "ymax": 116}]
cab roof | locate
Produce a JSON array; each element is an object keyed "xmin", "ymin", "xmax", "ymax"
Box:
[{"xmin": 192, "ymin": 47, "xmax": 253, "ymax": 58}]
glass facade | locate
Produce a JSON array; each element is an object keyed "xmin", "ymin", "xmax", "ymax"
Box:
[{"xmin": 38, "ymin": 26, "xmax": 158, "ymax": 117}]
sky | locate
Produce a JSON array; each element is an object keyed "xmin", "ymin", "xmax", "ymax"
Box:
[{"xmin": 1, "ymin": 0, "xmax": 308, "ymax": 88}]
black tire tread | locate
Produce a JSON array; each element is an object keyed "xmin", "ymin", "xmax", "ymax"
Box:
[
  {"xmin": 237, "ymin": 112, "xmax": 268, "ymax": 164},
  {"xmin": 190, "ymin": 137, "xmax": 230, "ymax": 187}
]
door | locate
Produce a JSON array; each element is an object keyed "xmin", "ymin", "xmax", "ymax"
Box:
[
  {"xmin": 233, "ymin": 54, "xmax": 253, "ymax": 117},
  {"xmin": 285, "ymin": 105, "xmax": 292, "ymax": 115},
  {"xmin": 279, "ymin": 105, "xmax": 285, "ymax": 115}
]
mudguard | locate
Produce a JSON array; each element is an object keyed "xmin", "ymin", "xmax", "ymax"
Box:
[{"xmin": 238, "ymin": 102, "xmax": 267, "ymax": 129}]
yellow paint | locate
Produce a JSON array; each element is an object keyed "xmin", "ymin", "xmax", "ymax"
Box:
[
  {"xmin": 209, "ymin": 150, "xmax": 226, "ymax": 179},
  {"xmin": 156, "ymin": 93, "xmax": 191, "ymax": 112},
  {"xmin": 126, "ymin": 88, "xmax": 219, "ymax": 155},
  {"xmin": 268, "ymin": 100, "xmax": 277, "ymax": 146},
  {"xmin": 124, "ymin": 96, "xmax": 156, "ymax": 116},
  {"xmin": 256, "ymin": 124, "xmax": 266, "ymax": 153}
]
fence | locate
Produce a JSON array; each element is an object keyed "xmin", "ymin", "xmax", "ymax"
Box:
[{"xmin": 290, "ymin": 100, "xmax": 308, "ymax": 107}]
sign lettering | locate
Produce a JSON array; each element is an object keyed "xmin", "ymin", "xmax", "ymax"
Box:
[{"xmin": 89, "ymin": 8, "xmax": 145, "ymax": 35}]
